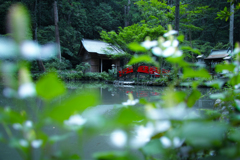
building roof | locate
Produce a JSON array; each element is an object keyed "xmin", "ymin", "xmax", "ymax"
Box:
[
  {"xmin": 204, "ymin": 49, "xmax": 232, "ymax": 60},
  {"xmin": 81, "ymin": 39, "xmax": 123, "ymax": 55}
]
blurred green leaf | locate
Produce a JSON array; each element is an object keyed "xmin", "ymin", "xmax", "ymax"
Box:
[
  {"xmin": 128, "ymin": 42, "xmax": 147, "ymax": 52},
  {"xmin": 180, "ymin": 46, "xmax": 201, "ymax": 55},
  {"xmin": 70, "ymin": 154, "xmax": 81, "ymax": 160},
  {"xmin": 128, "ymin": 54, "xmax": 156, "ymax": 66},
  {"xmin": 215, "ymin": 64, "xmax": 235, "ymax": 73},
  {"xmin": 200, "ymin": 109, "xmax": 222, "ymax": 120},
  {"xmin": 205, "ymin": 80, "xmax": 225, "ymax": 89},
  {"xmin": 166, "ymin": 56, "xmax": 191, "ymax": 67},
  {"xmin": 142, "ymin": 139, "xmax": 163, "ymax": 155},
  {"xmin": 36, "ymin": 72, "xmax": 66, "ymax": 100},
  {"xmin": 183, "ymin": 68, "xmax": 211, "ymax": 79},
  {"xmin": 49, "ymin": 133, "xmax": 72, "ymax": 143},
  {"xmin": 8, "ymin": 3, "xmax": 32, "ymax": 43},
  {"xmin": 115, "ymin": 108, "xmax": 145, "ymax": 125},
  {"xmin": 229, "ymin": 74, "xmax": 240, "ymax": 86},
  {"xmin": 0, "ymin": 108, "xmax": 26, "ymax": 124},
  {"xmin": 220, "ymin": 147, "xmax": 237, "ymax": 157},
  {"xmin": 187, "ymin": 90, "xmax": 201, "ymax": 107},
  {"xmin": 45, "ymin": 93, "xmax": 98, "ymax": 122},
  {"xmin": 228, "ymin": 129, "xmax": 240, "ymax": 142},
  {"xmin": 177, "ymin": 34, "xmax": 184, "ymax": 42},
  {"xmin": 162, "ymin": 89, "xmax": 187, "ymax": 107},
  {"xmin": 93, "ymin": 151, "xmax": 135, "ymax": 160},
  {"xmin": 181, "ymin": 122, "xmax": 227, "ymax": 148},
  {"xmin": 210, "ymin": 93, "xmax": 226, "ymax": 99}
]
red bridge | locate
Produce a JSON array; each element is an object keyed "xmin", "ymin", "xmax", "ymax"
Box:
[{"xmin": 118, "ymin": 66, "xmax": 170, "ymax": 78}]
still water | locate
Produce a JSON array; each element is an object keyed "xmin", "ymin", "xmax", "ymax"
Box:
[{"xmin": 0, "ymin": 82, "xmax": 215, "ymax": 160}]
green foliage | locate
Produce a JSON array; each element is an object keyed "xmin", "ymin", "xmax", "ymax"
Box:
[
  {"xmin": 36, "ymin": 72, "xmax": 66, "ymax": 101},
  {"xmin": 100, "ymin": 23, "xmax": 166, "ymax": 59},
  {"xmin": 75, "ymin": 62, "xmax": 91, "ymax": 74},
  {"xmin": 3, "ymin": 1, "xmax": 240, "ymax": 160}
]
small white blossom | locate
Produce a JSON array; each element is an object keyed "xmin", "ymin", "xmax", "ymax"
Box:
[
  {"xmin": 24, "ymin": 120, "xmax": 33, "ymax": 128},
  {"xmin": 162, "ymin": 41, "xmax": 171, "ymax": 48},
  {"xmin": 173, "ymin": 137, "xmax": 184, "ymax": 148},
  {"xmin": 31, "ymin": 140, "xmax": 43, "ymax": 148},
  {"xmin": 19, "ymin": 139, "xmax": 29, "ymax": 147},
  {"xmin": 155, "ymin": 120, "xmax": 171, "ymax": 132},
  {"xmin": 173, "ymin": 40, "xmax": 179, "ymax": 47},
  {"xmin": 13, "ymin": 123, "xmax": 22, "ymax": 130},
  {"xmin": 162, "ymin": 47, "xmax": 175, "ymax": 57},
  {"xmin": 131, "ymin": 123, "xmax": 154, "ymax": 148},
  {"xmin": 20, "ymin": 41, "xmax": 41, "ymax": 60},
  {"xmin": 174, "ymin": 50, "xmax": 183, "ymax": 57},
  {"xmin": 110, "ymin": 130, "xmax": 127, "ymax": 148},
  {"xmin": 234, "ymin": 48, "xmax": 240, "ymax": 55},
  {"xmin": 64, "ymin": 115, "xmax": 87, "ymax": 126},
  {"xmin": 152, "ymin": 47, "xmax": 162, "ymax": 56},
  {"xmin": 163, "ymin": 30, "xmax": 178, "ymax": 37},
  {"xmin": 18, "ymin": 83, "xmax": 36, "ymax": 99},
  {"xmin": 141, "ymin": 40, "xmax": 158, "ymax": 49},
  {"xmin": 0, "ymin": 38, "xmax": 17, "ymax": 58},
  {"xmin": 40, "ymin": 43, "xmax": 57, "ymax": 60},
  {"xmin": 160, "ymin": 136, "xmax": 171, "ymax": 148},
  {"xmin": 235, "ymin": 84, "xmax": 240, "ymax": 89},
  {"xmin": 122, "ymin": 99, "xmax": 139, "ymax": 106}
]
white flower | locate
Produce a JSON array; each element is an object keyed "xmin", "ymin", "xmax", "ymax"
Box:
[
  {"xmin": 19, "ymin": 139, "xmax": 29, "ymax": 147},
  {"xmin": 20, "ymin": 41, "xmax": 41, "ymax": 60},
  {"xmin": 173, "ymin": 137, "xmax": 184, "ymax": 148},
  {"xmin": 234, "ymin": 47, "xmax": 240, "ymax": 55},
  {"xmin": 235, "ymin": 84, "xmax": 240, "ymax": 89},
  {"xmin": 40, "ymin": 43, "xmax": 57, "ymax": 60},
  {"xmin": 160, "ymin": 136, "xmax": 171, "ymax": 148},
  {"xmin": 162, "ymin": 41, "xmax": 171, "ymax": 48},
  {"xmin": 155, "ymin": 120, "xmax": 171, "ymax": 132},
  {"xmin": 163, "ymin": 30, "xmax": 178, "ymax": 37},
  {"xmin": 110, "ymin": 130, "xmax": 127, "ymax": 148},
  {"xmin": 24, "ymin": 120, "xmax": 33, "ymax": 128},
  {"xmin": 174, "ymin": 50, "xmax": 183, "ymax": 57},
  {"xmin": 13, "ymin": 123, "xmax": 22, "ymax": 130},
  {"xmin": 152, "ymin": 47, "xmax": 162, "ymax": 56},
  {"xmin": 162, "ymin": 47, "xmax": 175, "ymax": 57},
  {"xmin": 130, "ymin": 123, "xmax": 154, "ymax": 148},
  {"xmin": 31, "ymin": 140, "xmax": 43, "ymax": 148},
  {"xmin": 64, "ymin": 115, "xmax": 87, "ymax": 126},
  {"xmin": 0, "ymin": 38, "xmax": 17, "ymax": 58},
  {"xmin": 18, "ymin": 83, "xmax": 36, "ymax": 99},
  {"xmin": 122, "ymin": 99, "xmax": 139, "ymax": 106},
  {"xmin": 141, "ymin": 40, "xmax": 158, "ymax": 49}
]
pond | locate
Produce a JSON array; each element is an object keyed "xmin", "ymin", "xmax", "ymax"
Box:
[{"xmin": 0, "ymin": 82, "xmax": 215, "ymax": 160}]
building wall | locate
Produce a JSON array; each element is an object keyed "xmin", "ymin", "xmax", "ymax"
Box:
[{"xmin": 79, "ymin": 49, "xmax": 120, "ymax": 73}]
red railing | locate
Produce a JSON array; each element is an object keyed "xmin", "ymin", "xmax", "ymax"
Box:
[{"xmin": 118, "ymin": 66, "xmax": 170, "ymax": 77}]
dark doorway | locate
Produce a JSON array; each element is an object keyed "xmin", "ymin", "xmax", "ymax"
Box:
[{"xmin": 102, "ymin": 59, "xmax": 112, "ymax": 73}]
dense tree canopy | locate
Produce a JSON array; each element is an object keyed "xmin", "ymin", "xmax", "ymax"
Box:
[{"xmin": 0, "ymin": 0, "xmax": 239, "ymax": 70}]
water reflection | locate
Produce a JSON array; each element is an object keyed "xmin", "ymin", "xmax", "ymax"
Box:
[{"xmin": 0, "ymin": 82, "xmax": 215, "ymax": 160}]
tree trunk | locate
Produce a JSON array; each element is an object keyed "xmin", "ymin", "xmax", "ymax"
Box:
[
  {"xmin": 54, "ymin": 1, "xmax": 61, "ymax": 62},
  {"xmin": 34, "ymin": 0, "xmax": 45, "ymax": 72},
  {"xmin": 175, "ymin": 0, "xmax": 180, "ymax": 32},
  {"xmin": 230, "ymin": 3, "xmax": 234, "ymax": 49},
  {"xmin": 124, "ymin": 0, "xmax": 131, "ymax": 27}
]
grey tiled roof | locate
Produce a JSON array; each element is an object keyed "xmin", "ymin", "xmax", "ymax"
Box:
[
  {"xmin": 205, "ymin": 49, "xmax": 232, "ymax": 59},
  {"xmin": 81, "ymin": 39, "xmax": 123, "ymax": 55}
]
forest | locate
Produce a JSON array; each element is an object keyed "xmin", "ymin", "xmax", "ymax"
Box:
[
  {"xmin": 2, "ymin": 1, "xmax": 240, "ymax": 160},
  {"xmin": 0, "ymin": 0, "xmax": 238, "ymax": 71}
]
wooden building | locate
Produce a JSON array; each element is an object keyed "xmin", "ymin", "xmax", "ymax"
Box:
[
  {"xmin": 78, "ymin": 39, "xmax": 121, "ymax": 73},
  {"xmin": 197, "ymin": 49, "xmax": 232, "ymax": 74}
]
